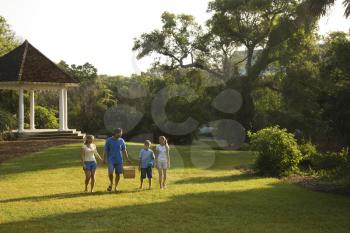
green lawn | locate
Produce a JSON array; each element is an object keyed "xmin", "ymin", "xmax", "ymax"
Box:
[{"xmin": 0, "ymin": 141, "xmax": 350, "ymax": 233}]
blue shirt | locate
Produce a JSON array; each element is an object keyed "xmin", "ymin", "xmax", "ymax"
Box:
[
  {"xmin": 104, "ymin": 137, "xmax": 126, "ymax": 164},
  {"xmin": 139, "ymin": 149, "xmax": 154, "ymax": 169}
]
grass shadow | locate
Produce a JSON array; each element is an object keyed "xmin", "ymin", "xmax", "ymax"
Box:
[
  {"xmin": 174, "ymin": 173, "xmax": 257, "ymax": 185},
  {"xmin": 0, "ymin": 189, "xmax": 140, "ymax": 204},
  {"xmin": 1, "ymin": 183, "xmax": 350, "ymax": 233}
]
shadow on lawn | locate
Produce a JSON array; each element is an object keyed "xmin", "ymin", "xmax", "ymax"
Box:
[
  {"xmin": 173, "ymin": 173, "xmax": 257, "ymax": 185},
  {"xmin": 0, "ymin": 189, "xmax": 139, "ymax": 204},
  {"xmin": 1, "ymin": 183, "xmax": 350, "ymax": 233}
]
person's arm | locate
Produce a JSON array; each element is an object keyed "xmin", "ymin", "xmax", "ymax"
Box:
[
  {"xmin": 152, "ymin": 151, "xmax": 156, "ymax": 168},
  {"xmin": 139, "ymin": 151, "xmax": 142, "ymax": 171},
  {"xmin": 94, "ymin": 145, "xmax": 103, "ymax": 161},
  {"xmin": 155, "ymin": 147, "xmax": 159, "ymax": 168},
  {"xmin": 102, "ymin": 140, "xmax": 108, "ymax": 164},
  {"xmin": 80, "ymin": 147, "xmax": 85, "ymax": 168},
  {"xmin": 166, "ymin": 146, "xmax": 170, "ymax": 168},
  {"xmin": 123, "ymin": 150, "xmax": 131, "ymax": 163},
  {"xmin": 122, "ymin": 140, "xmax": 131, "ymax": 163}
]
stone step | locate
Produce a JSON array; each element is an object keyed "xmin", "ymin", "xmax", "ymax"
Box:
[
  {"xmin": 20, "ymin": 130, "xmax": 77, "ymax": 135},
  {"xmin": 18, "ymin": 132, "xmax": 81, "ymax": 138},
  {"xmin": 20, "ymin": 135, "xmax": 84, "ymax": 140},
  {"xmin": 16, "ymin": 129, "xmax": 85, "ymax": 141}
]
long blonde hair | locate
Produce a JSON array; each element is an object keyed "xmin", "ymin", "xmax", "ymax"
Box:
[{"xmin": 84, "ymin": 135, "xmax": 94, "ymax": 148}]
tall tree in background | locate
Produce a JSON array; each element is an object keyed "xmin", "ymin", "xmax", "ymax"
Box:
[
  {"xmin": 0, "ymin": 16, "xmax": 20, "ymax": 134},
  {"xmin": 57, "ymin": 61, "xmax": 116, "ymax": 133},
  {"xmin": 0, "ymin": 16, "xmax": 19, "ymax": 56},
  {"xmin": 320, "ymin": 32, "xmax": 350, "ymax": 146},
  {"xmin": 133, "ymin": 0, "xmax": 317, "ymax": 129},
  {"xmin": 308, "ymin": 0, "xmax": 350, "ymax": 18}
]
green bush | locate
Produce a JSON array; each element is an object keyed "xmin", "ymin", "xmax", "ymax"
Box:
[
  {"xmin": 0, "ymin": 109, "xmax": 15, "ymax": 133},
  {"xmin": 35, "ymin": 106, "xmax": 59, "ymax": 129},
  {"xmin": 249, "ymin": 126, "xmax": 302, "ymax": 177},
  {"xmin": 311, "ymin": 149, "xmax": 348, "ymax": 171},
  {"xmin": 299, "ymin": 142, "xmax": 317, "ymax": 168}
]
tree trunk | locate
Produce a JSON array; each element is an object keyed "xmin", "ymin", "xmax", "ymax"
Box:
[{"xmin": 238, "ymin": 76, "xmax": 255, "ymax": 130}]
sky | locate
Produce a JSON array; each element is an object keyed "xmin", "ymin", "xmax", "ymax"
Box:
[{"xmin": 0, "ymin": 0, "xmax": 349, "ymax": 76}]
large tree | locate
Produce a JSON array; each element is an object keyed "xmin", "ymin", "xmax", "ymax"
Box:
[
  {"xmin": 0, "ymin": 16, "xmax": 20, "ymax": 134},
  {"xmin": 0, "ymin": 16, "xmax": 19, "ymax": 56},
  {"xmin": 308, "ymin": 0, "xmax": 350, "ymax": 18},
  {"xmin": 133, "ymin": 0, "xmax": 317, "ymax": 129},
  {"xmin": 320, "ymin": 32, "xmax": 350, "ymax": 147}
]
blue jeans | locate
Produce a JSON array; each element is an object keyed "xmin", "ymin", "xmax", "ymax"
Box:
[{"xmin": 84, "ymin": 161, "xmax": 97, "ymax": 171}]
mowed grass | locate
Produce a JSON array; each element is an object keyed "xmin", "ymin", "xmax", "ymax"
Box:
[{"xmin": 0, "ymin": 141, "xmax": 350, "ymax": 233}]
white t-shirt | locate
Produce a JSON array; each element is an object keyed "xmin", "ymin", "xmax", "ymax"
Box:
[
  {"xmin": 156, "ymin": 145, "xmax": 168, "ymax": 162},
  {"xmin": 82, "ymin": 144, "xmax": 98, "ymax": 162}
]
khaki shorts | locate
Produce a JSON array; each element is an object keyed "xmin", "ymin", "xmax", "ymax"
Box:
[{"xmin": 157, "ymin": 160, "xmax": 168, "ymax": 169}]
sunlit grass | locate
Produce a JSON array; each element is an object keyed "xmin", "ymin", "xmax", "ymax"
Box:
[{"xmin": 0, "ymin": 141, "xmax": 350, "ymax": 233}]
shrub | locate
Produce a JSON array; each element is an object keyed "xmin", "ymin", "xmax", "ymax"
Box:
[
  {"xmin": 299, "ymin": 142, "xmax": 318, "ymax": 168},
  {"xmin": 35, "ymin": 106, "xmax": 59, "ymax": 129},
  {"xmin": 0, "ymin": 109, "xmax": 15, "ymax": 133},
  {"xmin": 249, "ymin": 126, "xmax": 302, "ymax": 177},
  {"xmin": 311, "ymin": 149, "xmax": 348, "ymax": 171}
]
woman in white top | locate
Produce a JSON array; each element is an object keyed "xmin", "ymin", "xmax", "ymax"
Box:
[
  {"xmin": 81, "ymin": 135, "xmax": 103, "ymax": 192},
  {"xmin": 155, "ymin": 136, "xmax": 170, "ymax": 189}
]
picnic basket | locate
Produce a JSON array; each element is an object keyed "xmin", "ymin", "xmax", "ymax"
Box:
[{"xmin": 123, "ymin": 166, "xmax": 136, "ymax": 179}]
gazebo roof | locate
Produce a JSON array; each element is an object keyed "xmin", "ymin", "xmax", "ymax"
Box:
[{"xmin": 0, "ymin": 40, "xmax": 78, "ymax": 84}]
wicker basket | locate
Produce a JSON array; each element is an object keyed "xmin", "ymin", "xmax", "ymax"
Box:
[{"xmin": 123, "ymin": 166, "xmax": 136, "ymax": 179}]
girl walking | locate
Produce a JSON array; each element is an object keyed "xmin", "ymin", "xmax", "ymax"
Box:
[
  {"xmin": 156, "ymin": 136, "xmax": 170, "ymax": 189},
  {"xmin": 81, "ymin": 135, "xmax": 103, "ymax": 192}
]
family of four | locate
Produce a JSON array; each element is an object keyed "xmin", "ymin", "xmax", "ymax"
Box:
[{"xmin": 80, "ymin": 128, "xmax": 170, "ymax": 193}]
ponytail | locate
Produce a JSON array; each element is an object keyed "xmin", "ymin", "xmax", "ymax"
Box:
[{"xmin": 160, "ymin": 136, "xmax": 170, "ymax": 152}]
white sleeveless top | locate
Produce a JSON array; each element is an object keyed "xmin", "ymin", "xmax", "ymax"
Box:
[
  {"xmin": 82, "ymin": 144, "xmax": 98, "ymax": 162},
  {"xmin": 156, "ymin": 145, "xmax": 168, "ymax": 162}
]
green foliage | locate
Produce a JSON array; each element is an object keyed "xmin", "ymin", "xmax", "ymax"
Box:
[
  {"xmin": 320, "ymin": 32, "xmax": 350, "ymax": 146},
  {"xmin": 57, "ymin": 61, "xmax": 98, "ymax": 82},
  {"xmin": 298, "ymin": 142, "xmax": 318, "ymax": 168},
  {"xmin": 0, "ymin": 109, "xmax": 15, "ymax": 133},
  {"xmin": 0, "ymin": 16, "xmax": 20, "ymax": 56},
  {"xmin": 249, "ymin": 126, "xmax": 302, "ymax": 177},
  {"xmin": 308, "ymin": 0, "xmax": 350, "ymax": 18},
  {"xmin": 133, "ymin": 0, "xmax": 319, "ymax": 129},
  {"xmin": 311, "ymin": 149, "xmax": 348, "ymax": 171},
  {"xmin": 34, "ymin": 106, "xmax": 59, "ymax": 129}
]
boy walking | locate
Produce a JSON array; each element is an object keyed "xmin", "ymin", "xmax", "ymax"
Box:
[
  {"xmin": 139, "ymin": 140, "xmax": 155, "ymax": 190},
  {"xmin": 103, "ymin": 128, "xmax": 131, "ymax": 192}
]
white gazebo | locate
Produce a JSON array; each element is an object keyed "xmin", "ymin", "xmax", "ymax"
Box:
[{"xmin": 0, "ymin": 40, "xmax": 79, "ymax": 134}]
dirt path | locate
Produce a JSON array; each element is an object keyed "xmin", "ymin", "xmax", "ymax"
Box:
[
  {"xmin": 0, "ymin": 140, "xmax": 82, "ymax": 163},
  {"xmin": 286, "ymin": 175, "xmax": 350, "ymax": 196}
]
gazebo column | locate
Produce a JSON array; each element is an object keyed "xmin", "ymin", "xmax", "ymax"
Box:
[
  {"xmin": 59, "ymin": 88, "xmax": 65, "ymax": 131},
  {"xmin": 64, "ymin": 89, "xmax": 68, "ymax": 130},
  {"xmin": 29, "ymin": 90, "xmax": 35, "ymax": 130},
  {"xmin": 18, "ymin": 87, "xmax": 24, "ymax": 133}
]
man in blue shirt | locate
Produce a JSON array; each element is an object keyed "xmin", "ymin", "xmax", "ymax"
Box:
[{"xmin": 103, "ymin": 128, "xmax": 131, "ymax": 192}]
